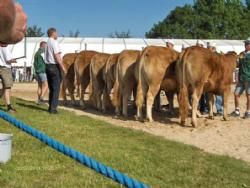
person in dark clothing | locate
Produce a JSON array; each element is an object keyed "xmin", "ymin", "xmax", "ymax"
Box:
[{"xmin": 44, "ymin": 28, "xmax": 66, "ymax": 114}]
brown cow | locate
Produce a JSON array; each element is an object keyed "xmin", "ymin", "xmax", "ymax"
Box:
[
  {"xmin": 160, "ymin": 61, "xmax": 179, "ymax": 114},
  {"xmin": 136, "ymin": 46, "xmax": 179, "ymax": 122},
  {"xmin": 112, "ymin": 50, "xmax": 140, "ymax": 117},
  {"xmin": 177, "ymin": 46, "xmax": 237, "ymax": 127},
  {"xmin": 61, "ymin": 53, "xmax": 78, "ymax": 105},
  {"xmin": 74, "ymin": 50, "xmax": 98, "ymax": 109},
  {"xmin": 90, "ymin": 53, "xmax": 111, "ymax": 111},
  {"xmin": 102, "ymin": 53, "xmax": 120, "ymax": 113}
]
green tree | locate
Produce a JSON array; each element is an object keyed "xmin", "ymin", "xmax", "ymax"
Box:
[
  {"xmin": 109, "ymin": 30, "xmax": 132, "ymax": 38},
  {"xmin": 246, "ymin": 0, "xmax": 250, "ymax": 9},
  {"xmin": 69, "ymin": 30, "xmax": 80, "ymax": 38},
  {"xmin": 146, "ymin": 0, "xmax": 250, "ymax": 39},
  {"xmin": 26, "ymin": 25, "xmax": 44, "ymax": 37},
  {"xmin": 146, "ymin": 5, "xmax": 195, "ymax": 38}
]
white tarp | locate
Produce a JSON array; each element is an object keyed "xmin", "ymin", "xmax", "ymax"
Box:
[{"xmin": 10, "ymin": 37, "xmax": 246, "ymax": 67}]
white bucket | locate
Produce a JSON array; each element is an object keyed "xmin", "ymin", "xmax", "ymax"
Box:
[{"xmin": 0, "ymin": 133, "xmax": 13, "ymax": 164}]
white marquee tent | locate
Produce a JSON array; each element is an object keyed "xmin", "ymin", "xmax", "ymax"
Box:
[{"xmin": 9, "ymin": 37, "xmax": 246, "ymax": 68}]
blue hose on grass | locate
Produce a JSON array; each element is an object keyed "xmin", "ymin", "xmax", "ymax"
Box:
[{"xmin": 0, "ymin": 110, "xmax": 148, "ymax": 188}]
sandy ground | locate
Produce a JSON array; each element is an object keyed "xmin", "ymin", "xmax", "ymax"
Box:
[{"xmin": 11, "ymin": 83, "xmax": 250, "ymax": 163}]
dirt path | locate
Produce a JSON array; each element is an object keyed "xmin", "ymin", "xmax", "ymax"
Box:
[{"xmin": 12, "ymin": 83, "xmax": 250, "ymax": 163}]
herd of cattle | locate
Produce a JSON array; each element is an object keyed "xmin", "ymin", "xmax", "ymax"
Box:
[{"xmin": 61, "ymin": 46, "xmax": 238, "ymax": 127}]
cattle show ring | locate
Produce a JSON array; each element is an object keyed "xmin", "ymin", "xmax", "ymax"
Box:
[
  {"xmin": 0, "ymin": 1, "xmax": 250, "ymax": 187},
  {"xmin": 0, "ymin": 37, "xmax": 249, "ymax": 188}
]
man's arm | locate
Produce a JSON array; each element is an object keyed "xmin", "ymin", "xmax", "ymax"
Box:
[
  {"xmin": 54, "ymin": 53, "xmax": 66, "ymax": 74},
  {"xmin": 3, "ymin": 46, "xmax": 16, "ymax": 64},
  {"xmin": 6, "ymin": 59, "xmax": 17, "ymax": 64}
]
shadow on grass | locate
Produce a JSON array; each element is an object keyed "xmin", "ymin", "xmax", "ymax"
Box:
[{"xmin": 16, "ymin": 102, "xmax": 48, "ymax": 112}]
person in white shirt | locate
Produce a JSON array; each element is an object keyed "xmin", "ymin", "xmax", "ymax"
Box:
[
  {"xmin": 45, "ymin": 28, "xmax": 66, "ymax": 114},
  {"xmin": 0, "ymin": 44, "xmax": 16, "ymax": 112}
]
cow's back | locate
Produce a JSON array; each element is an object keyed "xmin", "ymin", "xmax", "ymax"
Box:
[
  {"xmin": 91, "ymin": 53, "xmax": 111, "ymax": 77},
  {"xmin": 140, "ymin": 46, "xmax": 179, "ymax": 87},
  {"xmin": 63, "ymin": 53, "xmax": 77, "ymax": 69},
  {"xmin": 104, "ymin": 53, "xmax": 120, "ymax": 83},
  {"xmin": 75, "ymin": 51, "xmax": 98, "ymax": 75},
  {"xmin": 117, "ymin": 50, "xmax": 140, "ymax": 80},
  {"xmin": 204, "ymin": 53, "xmax": 237, "ymax": 93}
]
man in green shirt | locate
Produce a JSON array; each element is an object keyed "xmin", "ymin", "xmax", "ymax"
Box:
[
  {"xmin": 231, "ymin": 38, "xmax": 250, "ymax": 119},
  {"xmin": 34, "ymin": 41, "xmax": 48, "ymax": 104}
]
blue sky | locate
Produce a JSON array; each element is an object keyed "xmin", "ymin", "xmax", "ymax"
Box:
[{"xmin": 19, "ymin": 0, "xmax": 193, "ymax": 37}]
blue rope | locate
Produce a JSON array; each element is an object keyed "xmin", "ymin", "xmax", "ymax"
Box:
[{"xmin": 0, "ymin": 110, "xmax": 149, "ymax": 188}]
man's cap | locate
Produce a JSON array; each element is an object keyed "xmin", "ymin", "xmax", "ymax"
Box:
[
  {"xmin": 208, "ymin": 42, "xmax": 216, "ymax": 48},
  {"xmin": 167, "ymin": 39, "xmax": 174, "ymax": 46},
  {"xmin": 196, "ymin": 40, "xmax": 205, "ymax": 47},
  {"xmin": 244, "ymin": 37, "xmax": 250, "ymax": 45}
]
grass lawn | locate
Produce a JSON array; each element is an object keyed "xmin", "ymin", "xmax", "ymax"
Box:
[{"xmin": 0, "ymin": 98, "xmax": 249, "ymax": 188}]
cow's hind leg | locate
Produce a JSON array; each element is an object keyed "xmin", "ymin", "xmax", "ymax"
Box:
[
  {"xmin": 68, "ymin": 84, "xmax": 76, "ymax": 106},
  {"xmin": 61, "ymin": 78, "xmax": 68, "ymax": 106},
  {"xmin": 102, "ymin": 87, "xmax": 109, "ymax": 113},
  {"xmin": 192, "ymin": 87, "xmax": 203, "ymax": 127},
  {"xmin": 146, "ymin": 84, "xmax": 161, "ymax": 122},
  {"xmin": 132, "ymin": 86, "xmax": 137, "ymax": 110},
  {"xmin": 167, "ymin": 92, "xmax": 175, "ymax": 116},
  {"xmin": 114, "ymin": 84, "xmax": 122, "ymax": 117},
  {"xmin": 154, "ymin": 91, "xmax": 161, "ymax": 112},
  {"xmin": 95, "ymin": 79, "xmax": 104, "ymax": 111},
  {"xmin": 96, "ymin": 89, "xmax": 103, "ymax": 111},
  {"xmin": 136, "ymin": 81, "xmax": 147, "ymax": 122},
  {"xmin": 80, "ymin": 76, "xmax": 90, "ymax": 109},
  {"xmin": 122, "ymin": 84, "xmax": 134, "ymax": 118}
]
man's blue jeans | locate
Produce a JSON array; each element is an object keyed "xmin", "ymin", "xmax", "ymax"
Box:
[{"xmin": 215, "ymin": 95, "xmax": 223, "ymax": 113}]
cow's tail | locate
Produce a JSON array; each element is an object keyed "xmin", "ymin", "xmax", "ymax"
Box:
[
  {"xmin": 73, "ymin": 53, "xmax": 80, "ymax": 98},
  {"xmin": 136, "ymin": 51, "xmax": 145, "ymax": 109},
  {"xmin": 177, "ymin": 51, "xmax": 189, "ymax": 125},
  {"xmin": 89, "ymin": 58, "xmax": 95, "ymax": 104},
  {"xmin": 112, "ymin": 58, "xmax": 121, "ymax": 107},
  {"xmin": 60, "ymin": 56, "xmax": 67, "ymax": 100}
]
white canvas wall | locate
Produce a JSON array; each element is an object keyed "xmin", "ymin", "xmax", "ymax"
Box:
[{"xmin": 9, "ymin": 37, "xmax": 246, "ymax": 68}]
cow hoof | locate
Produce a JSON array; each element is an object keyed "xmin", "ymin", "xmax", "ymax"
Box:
[
  {"xmin": 113, "ymin": 114, "xmax": 120, "ymax": 119},
  {"xmin": 134, "ymin": 115, "xmax": 139, "ymax": 121},
  {"xmin": 191, "ymin": 121, "xmax": 197, "ymax": 128},
  {"xmin": 208, "ymin": 116, "xmax": 214, "ymax": 120},
  {"xmin": 96, "ymin": 108, "xmax": 103, "ymax": 113},
  {"xmin": 196, "ymin": 111, "xmax": 203, "ymax": 118},
  {"xmin": 145, "ymin": 118, "xmax": 153, "ymax": 123},
  {"xmin": 79, "ymin": 101, "xmax": 84, "ymax": 106},
  {"xmin": 223, "ymin": 117, "xmax": 228, "ymax": 121},
  {"xmin": 120, "ymin": 116, "xmax": 128, "ymax": 121},
  {"xmin": 135, "ymin": 116, "xmax": 145, "ymax": 123},
  {"xmin": 81, "ymin": 106, "xmax": 86, "ymax": 110},
  {"xmin": 168, "ymin": 111, "xmax": 175, "ymax": 117},
  {"xmin": 70, "ymin": 102, "xmax": 77, "ymax": 107},
  {"xmin": 180, "ymin": 121, "xmax": 186, "ymax": 127}
]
